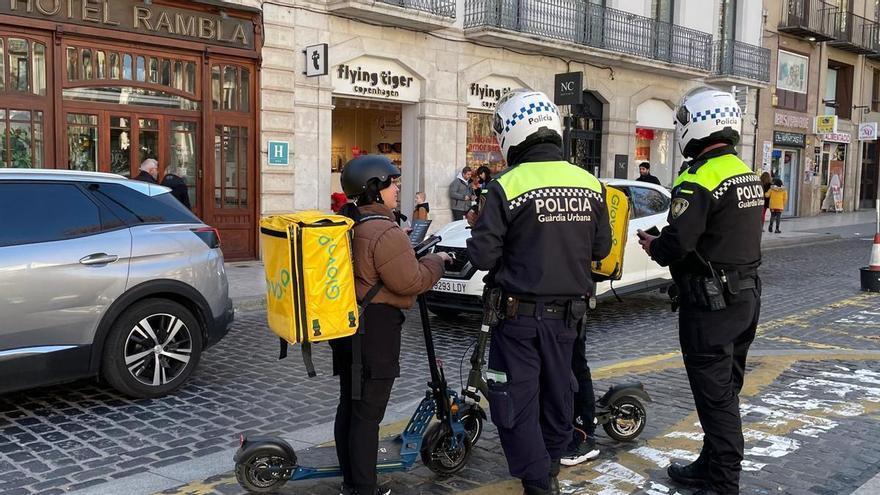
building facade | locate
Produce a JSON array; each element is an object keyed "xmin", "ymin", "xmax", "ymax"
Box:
[
  {"xmin": 244, "ymin": 0, "xmax": 768, "ymax": 239},
  {"xmin": 1, "ymin": 0, "xmax": 770, "ymax": 260},
  {"xmin": 759, "ymin": 0, "xmax": 880, "ymax": 217}
]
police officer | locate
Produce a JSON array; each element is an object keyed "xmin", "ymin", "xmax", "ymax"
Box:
[
  {"xmin": 467, "ymin": 89, "xmax": 611, "ymax": 495},
  {"xmin": 638, "ymin": 88, "xmax": 763, "ymax": 495}
]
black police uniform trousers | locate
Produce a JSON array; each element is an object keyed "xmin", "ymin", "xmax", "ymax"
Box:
[
  {"xmin": 571, "ymin": 319, "xmax": 596, "ymax": 442},
  {"xmin": 679, "ymin": 279, "xmax": 761, "ymax": 494},
  {"xmin": 487, "ymin": 306, "xmax": 578, "ymax": 485},
  {"xmin": 330, "ymin": 304, "xmax": 405, "ymax": 494}
]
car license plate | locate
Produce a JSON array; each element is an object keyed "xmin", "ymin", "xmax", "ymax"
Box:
[{"xmin": 432, "ymin": 280, "xmax": 467, "ymax": 294}]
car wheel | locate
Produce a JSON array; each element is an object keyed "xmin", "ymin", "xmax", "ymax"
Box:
[
  {"xmin": 102, "ymin": 298, "xmax": 203, "ymax": 398},
  {"xmin": 429, "ymin": 307, "xmax": 461, "ymax": 320}
]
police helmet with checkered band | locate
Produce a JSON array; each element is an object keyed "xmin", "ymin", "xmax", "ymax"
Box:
[
  {"xmin": 675, "ymin": 87, "xmax": 742, "ymax": 159},
  {"xmin": 493, "ymin": 89, "xmax": 563, "ymax": 163}
]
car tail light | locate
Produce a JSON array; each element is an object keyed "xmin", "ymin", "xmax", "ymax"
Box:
[{"xmin": 192, "ymin": 226, "xmax": 221, "ymax": 249}]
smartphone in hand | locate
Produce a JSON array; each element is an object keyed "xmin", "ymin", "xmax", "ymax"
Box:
[{"xmin": 644, "ymin": 226, "xmax": 661, "ymax": 237}]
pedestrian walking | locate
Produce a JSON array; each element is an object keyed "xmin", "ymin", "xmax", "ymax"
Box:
[
  {"xmin": 413, "ymin": 191, "xmax": 429, "ymax": 220},
  {"xmin": 449, "ymin": 166, "xmax": 473, "ymax": 221},
  {"xmin": 635, "ymin": 162, "xmax": 661, "ymax": 186},
  {"xmin": 467, "ymin": 89, "xmax": 611, "ymax": 495},
  {"xmin": 333, "ymin": 155, "xmax": 450, "ymax": 495},
  {"xmin": 161, "ymin": 167, "xmax": 191, "ymax": 209},
  {"xmin": 637, "ymin": 88, "xmax": 763, "ymax": 495},
  {"xmin": 134, "ymin": 158, "xmax": 159, "ymax": 184},
  {"xmin": 768, "ymin": 178, "xmax": 788, "ymax": 234}
]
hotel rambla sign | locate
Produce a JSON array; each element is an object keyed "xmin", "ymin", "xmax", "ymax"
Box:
[{"xmin": 2, "ymin": 0, "xmax": 254, "ymax": 49}]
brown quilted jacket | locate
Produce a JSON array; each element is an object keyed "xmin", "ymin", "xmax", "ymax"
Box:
[{"xmin": 352, "ymin": 204, "xmax": 444, "ymax": 309}]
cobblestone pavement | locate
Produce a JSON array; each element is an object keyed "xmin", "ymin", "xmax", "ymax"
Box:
[{"xmin": 0, "ymin": 238, "xmax": 878, "ymax": 495}]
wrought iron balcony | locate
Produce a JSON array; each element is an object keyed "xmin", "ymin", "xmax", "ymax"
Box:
[
  {"xmin": 463, "ymin": 0, "xmax": 714, "ymax": 72},
  {"xmin": 713, "ymin": 39, "xmax": 771, "ymax": 84},
  {"xmin": 828, "ymin": 10, "xmax": 879, "ymax": 54},
  {"xmin": 328, "ymin": 0, "xmax": 456, "ymax": 31},
  {"xmin": 778, "ymin": 0, "xmax": 838, "ymax": 41},
  {"xmin": 376, "ymin": 0, "xmax": 456, "ymax": 17}
]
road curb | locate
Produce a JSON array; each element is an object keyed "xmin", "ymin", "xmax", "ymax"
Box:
[{"xmin": 761, "ymin": 233, "xmax": 841, "ymax": 251}]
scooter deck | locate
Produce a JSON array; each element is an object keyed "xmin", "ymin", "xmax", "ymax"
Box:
[{"xmin": 291, "ymin": 437, "xmax": 415, "ymax": 481}]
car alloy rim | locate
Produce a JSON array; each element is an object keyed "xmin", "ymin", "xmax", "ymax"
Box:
[{"xmin": 124, "ymin": 313, "xmax": 193, "ymax": 387}]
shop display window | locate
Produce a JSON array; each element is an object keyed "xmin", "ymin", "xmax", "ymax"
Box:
[
  {"xmin": 0, "ymin": 109, "xmax": 43, "ymax": 168},
  {"xmin": 214, "ymin": 125, "xmax": 249, "ymax": 209},
  {"xmin": 0, "ymin": 37, "xmax": 46, "ymax": 96},
  {"xmin": 466, "ymin": 113, "xmax": 504, "ymax": 173},
  {"xmin": 330, "ymin": 99, "xmax": 403, "ymax": 188},
  {"xmin": 212, "ymin": 65, "xmax": 250, "ymax": 112}
]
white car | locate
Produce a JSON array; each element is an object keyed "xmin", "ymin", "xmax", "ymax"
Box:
[{"xmin": 426, "ymin": 179, "xmax": 673, "ymax": 317}]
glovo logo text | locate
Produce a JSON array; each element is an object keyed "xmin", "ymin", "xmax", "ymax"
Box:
[
  {"xmin": 267, "ymin": 269, "xmax": 291, "ymax": 300},
  {"xmin": 318, "ymin": 235, "xmax": 342, "ymax": 300}
]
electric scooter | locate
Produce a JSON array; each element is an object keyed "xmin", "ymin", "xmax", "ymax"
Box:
[
  {"xmin": 233, "ymin": 235, "xmax": 486, "ymax": 494},
  {"xmin": 460, "ymin": 288, "xmax": 652, "ymax": 445}
]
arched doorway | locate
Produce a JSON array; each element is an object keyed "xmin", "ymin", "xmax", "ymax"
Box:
[{"xmin": 564, "ymin": 91, "xmax": 604, "ymax": 176}]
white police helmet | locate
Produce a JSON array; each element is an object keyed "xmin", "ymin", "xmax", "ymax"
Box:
[
  {"xmin": 675, "ymin": 87, "xmax": 742, "ymax": 159},
  {"xmin": 493, "ymin": 89, "xmax": 563, "ymax": 162}
]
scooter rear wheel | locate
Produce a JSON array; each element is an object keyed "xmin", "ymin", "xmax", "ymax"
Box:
[
  {"xmin": 235, "ymin": 448, "xmax": 294, "ymax": 493},
  {"xmin": 420, "ymin": 422, "xmax": 472, "ymax": 475},
  {"xmin": 602, "ymin": 396, "xmax": 647, "ymax": 442}
]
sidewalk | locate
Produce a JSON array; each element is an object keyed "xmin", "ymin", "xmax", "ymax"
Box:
[{"xmin": 226, "ymin": 210, "xmax": 875, "ymax": 313}]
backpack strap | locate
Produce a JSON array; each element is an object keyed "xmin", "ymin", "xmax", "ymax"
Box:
[{"xmin": 351, "ymin": 281, "xmax": 384, "ymax": 401}]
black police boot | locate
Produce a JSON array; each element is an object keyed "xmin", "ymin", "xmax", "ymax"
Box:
[
  {"xmin": 667, "ymin": 459, "xmax": 709, "ymax": 486},
  {"xmin": 549, "ymin": 459, "xmax": 561, "ymax": 495},
  {"xmin": 521, "ymin": 479, "xmax": 551, "ymax": 495}
]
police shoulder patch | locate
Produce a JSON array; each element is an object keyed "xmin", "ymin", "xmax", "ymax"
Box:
[{"xmin": 671, "ymin": 198, "xmax": 690, "ymax": 219}]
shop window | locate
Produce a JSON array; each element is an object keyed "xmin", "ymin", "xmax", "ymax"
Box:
[
  {"xmin": 170, "ymin": 121, "xmax": 198, "ymax": 209},
  {"xmin": 0, "ymin": 109, "xmax": 43, "ymax": 168},
  {"xmin": 109, "ymin": 116, "xmax": 131, "ymax": 177},
  {"xmin": 96, "ymin": 51, "xmax": 106, "ymax": 79},
  {"xmin": 0, "ymin": 37, "xmax": 45, "ymax": 95},
  {"xmin": 161, "ymin": 59, "xmax": 171, "ymax": 86},
  {"xmin": 466, "ymin": 113, "xmax": 504, "ymax": 173},
  {"xmin": 63, "ymin": 87, "xmax": 199, "ymax": 111},
  {"xmin": 67, "ymin": 113, "xmax": 99, "ymax": 171},
  {"xmin": 82, "ymin": 49, "xmax": 93, "ymax": 80},
  {"xmin": 109, "ymin": 52, "xmax": 120, "ymax": 79},
  {"xmin": 136, "ymin": 56, "xmax": 146, "ymax": 82},
  {"xmin": 123, "ymin": 54, "xmax": 132, "ymax": 80},
  {"xmin": 214, "ymin": 125, "xmax": 249, "ymax": 208},
  {"xmin": 213, "ymin": 65, "xmax": 250, "ymax": 112},
  {"xmin": 148, "ymin": 57, "xmax": 159, "ymax": 84}
]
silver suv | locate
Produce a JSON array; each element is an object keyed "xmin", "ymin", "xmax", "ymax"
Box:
[{"xmin": 0, "ymin": 169, "xmax": 234, "ymax": 398}]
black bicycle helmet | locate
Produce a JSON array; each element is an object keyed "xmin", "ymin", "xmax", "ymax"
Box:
[{"xmin": 340, "ymin": 155, "xmax": 401, "ymax": 198}]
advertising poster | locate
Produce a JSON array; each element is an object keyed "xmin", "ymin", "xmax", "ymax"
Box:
[{"xmin": 828, "ymin": 160, "xmax": 844, "ymax": 211}]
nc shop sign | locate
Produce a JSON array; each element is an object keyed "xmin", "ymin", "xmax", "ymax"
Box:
[{"xmin": 268, "ymin": 141, "xmax": 289, "ymax": 166}]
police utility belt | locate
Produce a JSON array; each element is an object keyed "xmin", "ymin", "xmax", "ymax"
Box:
[
  {"xmin": 674, "ymin": 268, "xmax": 758, "ymax": 312},
  {"xmin": 501, "ymin": 295, "xmax": 587, "ymax": 327}
]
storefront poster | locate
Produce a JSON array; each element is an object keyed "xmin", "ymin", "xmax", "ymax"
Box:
[
  {"xmin": 466, "ymin": 113, "xmax": 503, "ymax": 172},
  {"xmin": 777, "ymin": 50, "xmax": 808, "ymax": 94},
  {"xmin": 762, "ymin": 141, "xmax": 772, "ymax": 172},
  {"xmin": 859, "ymin": 122, "xmax": 878, "ymax": 141},
  {"xmin": 828, "ymin": 160, "xmax": 844, "ymax": 211}
]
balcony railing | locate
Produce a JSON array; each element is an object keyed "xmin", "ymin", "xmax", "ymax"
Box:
[
  {"xmin": 778, "ymin": 0, "xmax": 838, "ymax": 41},
  {"xmin": 713, "ymin": 39, "xmax": 771, "ymax": 83},
  {"xmin": 463, "ymin": 0, "xmax": 713, "ymax": 71},
  {"xmin": 829, "ymin": 11, "xmax": 879, "ymax": 54},
  {"xmin": 376, "ymin": 0, "xmax": 456, "ymax": 17}
]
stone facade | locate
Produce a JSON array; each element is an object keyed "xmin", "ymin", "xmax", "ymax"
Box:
[{"xmin": 228, "ymin": 0, "xmax": 761, "ymax": 225}]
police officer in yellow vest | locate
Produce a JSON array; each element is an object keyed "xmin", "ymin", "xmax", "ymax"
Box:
[
  {"xmin": 638, "ymin": 88, "xmax": 763, "ymax": 495},
  {"xmin": 467, "ymin": 89, "xmax": 611, "ymax": 495}
]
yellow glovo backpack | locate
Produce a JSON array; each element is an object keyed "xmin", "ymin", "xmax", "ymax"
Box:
[
  {"xmin": 260, "ymin": 211, "xmax": 362, "ymax": 377},
  {"xmin": 591, "ymin": 185, "xmax": 631, "ymax": 281}
]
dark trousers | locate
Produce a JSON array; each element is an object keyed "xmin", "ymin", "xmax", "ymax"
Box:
[
  {"xmin": 451, "ymin": 209, "xmax": 467, "ymax": 221},
  {"xmin": 330, "ymin": 304, "xmax": 404, "ymax": 493},
  {"xmin": 679, "ymin": 280, "xmax": 761, "ymax": 494},
  {"xmin": 487, "ymin": 312, "xmax": 577, "ymax": 484},
  {"xmin": 769, "ymin": 211, "xmax": 782, "ymax": 232},
  {"xmin": 571, "ymin": 319, "xmax": 596, "ymax": 441}
]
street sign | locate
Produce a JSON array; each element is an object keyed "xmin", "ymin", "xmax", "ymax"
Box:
[
  {"xmin": 303, "ymin": 43, "xmax": 328, "ymax": 77},
  {"xmin": 815, "ymin": 115, "xmax": 838, "ymax": 134},
  {"xmin": 554, "ymin": 72, "xmax": 583, "ymax": 105},
  {"xmin": 859, "ymin": 122, "xmax": 878, "ymax": 141},
  {"xmin": 268, "ymin": 141, "xmax": 290, "ymax": 166},
  {"xmin": 773, "ymin": 131, "xmax": 806, "ymax": 148}
]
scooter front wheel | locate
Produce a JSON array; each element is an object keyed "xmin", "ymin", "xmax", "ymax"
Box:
[
  {"xmin": 603, "ymin": 396, "xmax": 647, "ymax": 442},
  {"xmin": 459, "ymin": 404, "xmax": 484, "ymax": 446},
  {"xmin": 420, "ymin": 422, "xmax": 473, "ymax": 475},
  {"xmin": 235, "ymin": 448, "xmax": 295, "ymax": 493}
]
